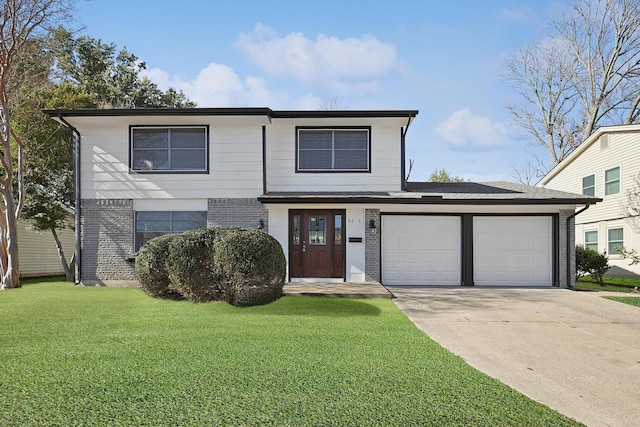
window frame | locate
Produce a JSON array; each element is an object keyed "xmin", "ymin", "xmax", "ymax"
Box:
[
  {"xmin": 295, "ymin": 126, "xmax": 372, "ymax": 173},
  {"xmin": 604, "ymin": 166, "xmax": 620, "ymax": 196},
  {"xmin": 607, "ymin": 227, "xmax": 624, "ymax": 256},
  {"xmin": 582, "ymin": 174, "xmax": 595, "ymax": 196},
  {"xmin": 584, "ymin": 230, "xmax": 598, "ymax": 252},
  {"xmin": 134, "ymin": 210, "xmax": 207, "ymax": 251},
  {"xmin": 129, "ymin": 125, "xmax": 210, "ymax": 174}
]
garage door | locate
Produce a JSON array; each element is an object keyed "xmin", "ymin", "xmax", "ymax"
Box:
[
  {"xmin": 473, "ymin": 216, "xmax": 553, "ymax": 286},
  {"xmin": 382, "ymin": 216, "xmax": 461, "ymax": 286}
]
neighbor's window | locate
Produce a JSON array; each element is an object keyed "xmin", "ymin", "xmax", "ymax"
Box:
[
  {"xmin": 604, "ymin": 167, "xmax": 620, "ymax": 195},
  {"xmin": 582, "ymin": 174, "xmax": 595, "ymax": 196},
  {"xmin": 135, "ymin": 211, "xmax": 207, "ymax": 251},
  {"xmin": 584, "ymin": 230, "xmax": 598, "ymax": 252},
  {"xmin": 297, "ymin": 128, "xmax": 370, "ymax": 172},
  {"xmin": 131, "ymin": 126, "xmax": 208, "ymax": 172},
  {"xmin": 607, "ymin": 227, "xmax": 623, "ymax": 255}
]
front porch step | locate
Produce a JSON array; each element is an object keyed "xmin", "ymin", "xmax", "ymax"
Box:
[{"xmin": 282, "ymin": 282, "xmax": 393, "ymax": 299}]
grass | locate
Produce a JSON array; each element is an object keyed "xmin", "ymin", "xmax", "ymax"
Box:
[
  {"xmin": 0, "ymin": 281, "xmax": 581, "ymax": 426},
  {"xmin": 575, "ymin": 275, "xmax": 639, "ymax": 293},
  {"xmin": 603, "ymin": 296, "xmax": 640, "ymax": 307}
]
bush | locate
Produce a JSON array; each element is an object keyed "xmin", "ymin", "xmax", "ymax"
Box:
[
  {"xmin": 136, "ymin": 234, "xmax": 184, "ymax": 300},
  {"xmin": 165, "ymin": 228, "xmax": 225, "ymax": 303},
  {"xmin": 576, "ymin": 245, "xmax": 610, "ymax": 285},
  {"xmin": 214, "ymin": 227, "xmax": 286, "ymax": 307}
]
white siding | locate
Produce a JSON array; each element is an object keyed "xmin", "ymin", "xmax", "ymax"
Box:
[
  {"xmin": 542, "ymin": 129, "xmax": 640, "ymax": 275},
  {"xmin": 73, "ymin": 117, "xmax": 264, "ymax": 200},
  {"xmin": 19, "ymin": 221, "xmax": 75, "ymax": 278},
  {"xmin": 267, "ymin": 122, "xmax": 402, "ymax": 192}
]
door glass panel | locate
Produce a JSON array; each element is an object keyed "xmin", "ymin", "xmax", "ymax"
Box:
[
  {"xmin": 335, "ymin": 214, "xmax": 342, "ymax": 245},
  {"xmin": 309, "ymin": 216, "xmax": 326, "ymax": 245},
  {"xmin": 293, "ymin": 215, "xmax": 300, "ymax": 245}
]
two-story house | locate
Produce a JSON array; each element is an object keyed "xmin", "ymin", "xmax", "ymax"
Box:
[
  {"xmin": 45, "ymin": 107, "xmax": 597, "ymax": 288},
  {"xmin": 539, "ymin": 124, "xmax": 640, "ymax": 277}
]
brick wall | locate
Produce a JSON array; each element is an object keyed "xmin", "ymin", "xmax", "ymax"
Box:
[
  {"xmin": 365, "ymin": 209, "xmax": 381, "ymax": 282},
  {"xmin": 207, "ymin": 198, "xmax": 268, "ymax": 230},
  {"xmin": 81, "ymin": 199, "xmax": 136, "ymax": 283}
]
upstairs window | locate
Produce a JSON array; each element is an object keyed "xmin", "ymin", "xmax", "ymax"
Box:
[
  {"xmin": 131, "ymin": 126, "xmax": 208, "ymax": 172},
  {"xmin": 135, "ymin": 211, "xmax": 207, "ymax": 251},
  {"xmin": 604, "ymin": 166, "xmax": 620, "ymax": 195},
  {"xmin": 582, "ymin": 174, "xmax": 595, "ymax": 196},
  {"xmin": 296, "ymin": 128, "xmax": 370, "ymax": 172}
]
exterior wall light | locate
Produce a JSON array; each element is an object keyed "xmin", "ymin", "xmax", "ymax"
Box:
[
  {"xmin": 369, "ymin": 219, "xmax": 377, "ymax": 234},
  {"xmin": 257, "ymin": 219, "xmax": 264, "ymax": 230}
]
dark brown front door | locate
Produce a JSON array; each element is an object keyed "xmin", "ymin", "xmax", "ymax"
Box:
[{"xmin": 290, "ymin": 210, "xmax": 345, "ymax": 279}]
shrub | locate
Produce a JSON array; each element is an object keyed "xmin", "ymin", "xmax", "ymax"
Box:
[
  {"xmin": 136, "ymin": 234, "xmax": 184, "ymax": 300},
  {"xmin": 576, "ymin": 245, "xmax": 610, "ymax": 285},
  {"xmin": 165, "ymin": 228, "xmax": 225, "ymax": 303},
  {"xmin": 214, "ymin": 227, "xmax": 286, "ymax": 307}
]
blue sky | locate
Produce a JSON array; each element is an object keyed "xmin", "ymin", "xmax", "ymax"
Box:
[{"xmin": 77, "ymin": 0, "xmax": 566, "ymax": 182}]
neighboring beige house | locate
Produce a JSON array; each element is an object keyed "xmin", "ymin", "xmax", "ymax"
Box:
[
  {"xmin": 18, "ymin": 221, "xmax": 75, "ymax": 278},
  {"xmin": 538, "ymin": 124, "xmax": 640, "ymax": 277},
  {"xmin": 45, "ymin": 107, "xmax": 596, "ymax": 288}
]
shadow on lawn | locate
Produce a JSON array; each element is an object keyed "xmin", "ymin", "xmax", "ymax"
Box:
[{"xmin": 255, "ymin": 296, "xmax": 382, "ymax": 317}]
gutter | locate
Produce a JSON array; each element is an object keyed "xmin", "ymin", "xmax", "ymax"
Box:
[
  {"xmin": 57, "ymin": 114, "xmax": 82, "ymax": 285},
  {"xmin": 400, "ymin": 114, "xmax": 414, "ymax": 191},
  {"xmin": 566, "ymin": 204, "xmax": 591, "ymax": 290}
]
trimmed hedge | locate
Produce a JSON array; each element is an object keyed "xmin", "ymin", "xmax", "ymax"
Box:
[
  {"xmin": 136, "ymin": 234, "xmax": 184, "ymax": 300},
  {"xmin": 214, "ymin": 227, "xmax": 286, "ymax": 307},
  {"xmin": 166, "ymin": 228, "xmax": 225, "ymax": 303},
  {"xmin": 136, "ymin": 226, "xmax": 286, "ymax": 306}
]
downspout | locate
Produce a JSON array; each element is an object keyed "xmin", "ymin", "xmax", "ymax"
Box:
[
  {"xmin": 400, "ymin": 115, "xmax": 413, "ymax": 191},
  {"xmin": 58, "ymin": 114, "xmax": 82, "ymax": 285},
  {"xmin": 566, "ymin": 204, "xmax": 591, "ymax": 290}
]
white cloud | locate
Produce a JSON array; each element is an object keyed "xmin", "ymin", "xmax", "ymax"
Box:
[
  {"xmin": 435, "ymin": 108, "xmax": 509, "ymax": 151},
  {"xmin": 234, "ymin": 23, "xmax": 399, "ymax": 92},
  {"xmin": 142, "ymin": 63, "xmax": 286, "ymax": 107}
]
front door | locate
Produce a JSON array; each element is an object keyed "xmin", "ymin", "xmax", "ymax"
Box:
[{"xmin": 290, "ymin": 210, "xmax": 345, "ymax": 279}]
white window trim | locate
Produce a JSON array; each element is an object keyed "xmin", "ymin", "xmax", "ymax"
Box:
[
  {"xmin": 606, "ymin": 226, "xmax": 624, "ymax": 257},
  {"xmin": 584, "ymin": 229, "xmax": 598, "ymax": 252},
  {"xmin": 604, "ymin": 165, "xmax": 621, "ymax": 196}
]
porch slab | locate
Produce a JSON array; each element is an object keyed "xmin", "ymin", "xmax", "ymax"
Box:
[{"xmin": 283, "ymin": 282, "xmax": 393, "ymax": 299}]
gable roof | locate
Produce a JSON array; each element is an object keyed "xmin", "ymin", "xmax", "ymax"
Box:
[
  {"xmin": 538, "ymin": 123, "xmax": 640, "ymax": 186},
  {"xmin": 259, "ymin": 181, "xmax": 600, "ymax": 205}
]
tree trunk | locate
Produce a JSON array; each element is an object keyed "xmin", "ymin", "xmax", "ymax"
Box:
[
  {"xmin": 3, "ymin": 192, "xmax": 20, "ymax": 288},
  {"xmin": 50, "ymin": 226, "xmax": 73, "ymax": 282}
]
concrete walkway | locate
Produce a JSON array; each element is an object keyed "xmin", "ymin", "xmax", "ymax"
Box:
[
  {"xmin": 390, "ymin": 287, "xmax": 640, "ymax": 427},
  {"xmin": 283, "ymin": 282, "xmax": 392, "ymax": 298}
]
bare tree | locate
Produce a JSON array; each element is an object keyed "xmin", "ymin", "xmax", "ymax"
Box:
[
  {"xmin": 506, "ymin": 0, "xmax": 640, "ymax": 173},
  {"xmin": 316, "ymin": 96, "xmax": 348, "ymax": 111},
  {"xmin": 0, "ymin": 0, "xmax": 74, "ymax": 289}
]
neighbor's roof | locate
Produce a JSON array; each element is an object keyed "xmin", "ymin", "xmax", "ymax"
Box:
[
  {"xmin": 538, "ymin": 123, "xmax": 640, "ymax": 186},
  {"xmin": 259, "ymin": 181, "xmax": 601, "ymax": 205},
  {"xmin": 43, "ymin": 107, "xmax": 419, "ymax": 119}
]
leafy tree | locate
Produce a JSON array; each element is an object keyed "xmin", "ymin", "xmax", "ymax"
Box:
[
  {"xmin": 576, "ymin": 245, "xmax": 610, "ymax": 285},
  {"xmin": 0, "ymin": 0, "xmax": 75, "ymax": 289},
  {"xmin": 49, "ymin": 28, "xmax": 195, "ymax": 108},
  {"xmin": 8, "ymin": 28, "xmax": 195, "ymax": 284},
  {"xmin": 428, "ymin": 168, "xmax": 465, "ymax": 183},
  {"xmin": 505, "ymin": 0, "xmax": 640, "ymax": 179}
]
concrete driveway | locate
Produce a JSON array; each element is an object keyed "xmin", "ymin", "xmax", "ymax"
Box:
[{"xmin": 390, "ymin": 287, "xmax": 640, "ymax": 427}]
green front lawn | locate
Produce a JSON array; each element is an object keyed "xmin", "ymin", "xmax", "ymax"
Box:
[
  {"xmin": 604, "ymin": 296, "xmax": 640, "ymax": 307},
  {"xmin": 576, "ymin": 276, "xmax": 639, "ymax": 293},
  {"xmin": 0, "ymin": 281, "xmax": 581, "ymax": 426}
]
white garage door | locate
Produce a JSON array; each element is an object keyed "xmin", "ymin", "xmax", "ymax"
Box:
[
  {"xmin": 473, "ymin": 216, "xmax": 553, "ymax": 286},
  {"xmin": 382, "ymin": 216, "xmax": 461, "ymax": 286}
]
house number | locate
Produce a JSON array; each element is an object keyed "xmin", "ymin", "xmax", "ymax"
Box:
[{"xmin": 348, "ymin": 219, "xmax": 362, "ymax": 224}]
